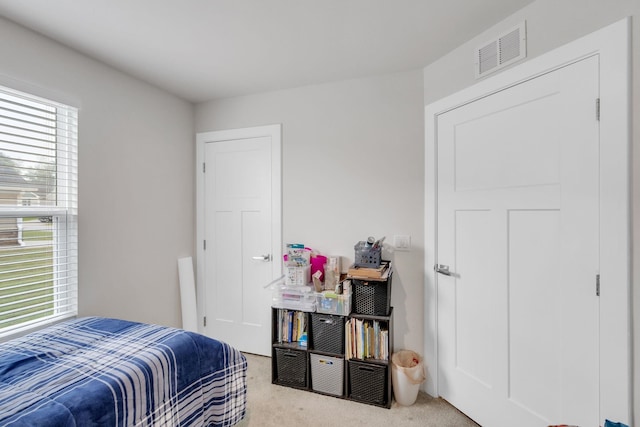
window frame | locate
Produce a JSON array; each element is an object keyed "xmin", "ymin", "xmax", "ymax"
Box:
[{"xmin": 0, "ymin": 84, "xmax": 78, "ymax": 339}]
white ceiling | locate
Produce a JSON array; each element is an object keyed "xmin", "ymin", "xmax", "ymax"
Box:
[{"xmin": 0, "ymin": 0, "xmax": 535, "ymax": 103}]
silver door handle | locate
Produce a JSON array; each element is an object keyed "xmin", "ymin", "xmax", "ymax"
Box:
[
  {"xmin": 252, "ymin": 254, "xmax": 271, "ymax": 262},
  {"xmin": 434, "ymin": 264, "xmax": 451, "ymax": 276}
]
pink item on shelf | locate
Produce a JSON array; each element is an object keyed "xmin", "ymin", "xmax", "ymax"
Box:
[{"xmin": 310, "ymin": 255, "xmax": 327, "ymax": 282}]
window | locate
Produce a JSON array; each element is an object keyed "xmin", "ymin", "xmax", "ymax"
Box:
[{"xmin": 0, "ymin": 85, "xmax": 78, "ymax": 336}]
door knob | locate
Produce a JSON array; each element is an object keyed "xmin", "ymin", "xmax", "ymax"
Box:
[
  {"xmin": 434, "ymin": 264, "xmax": 451, "ymax": 276},
  {"xmin": 252, "ymin": 254, "xmax": 271, "ymax": 262}
]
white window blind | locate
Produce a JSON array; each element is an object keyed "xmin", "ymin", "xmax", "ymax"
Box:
[{"xmin": 0, "ymin": 85, "xmax": 78, "ymax": 336}]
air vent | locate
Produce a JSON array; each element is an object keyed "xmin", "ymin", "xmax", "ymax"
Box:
[{"xmin": 475, "ymin": 22, "xmax": 526, "ymax": 78}]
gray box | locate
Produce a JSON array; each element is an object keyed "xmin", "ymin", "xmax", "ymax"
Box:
[{"xmin": 310, "ymin": 353, "xmax": 344, "ymax": 396}]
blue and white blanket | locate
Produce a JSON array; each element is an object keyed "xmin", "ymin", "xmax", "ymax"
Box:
[{"xmin": 0, "ymin": 317, "xmax": 247, "ymax": 426}]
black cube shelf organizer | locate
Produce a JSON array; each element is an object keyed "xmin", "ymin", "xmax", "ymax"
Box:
[{"xmin": 271, "ymin": 263, "xmax": 394, "ymax": 408}]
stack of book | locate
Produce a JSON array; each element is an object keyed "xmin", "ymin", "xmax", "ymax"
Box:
[
  {"xmin": 275, "ymin": 309, "xmax": 307, "ymax": 344},
  {"xmin": 345, "ymin": 318, "xmax": 389, "ymax": 361}
]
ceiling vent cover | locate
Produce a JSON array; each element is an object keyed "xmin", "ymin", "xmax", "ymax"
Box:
[{"xmin": 475, "ymin": 21, "xmax": 526, "ymax": 78}]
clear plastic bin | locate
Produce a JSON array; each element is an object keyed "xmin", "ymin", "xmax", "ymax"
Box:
[
  {"xmin": 272, "ymin": 284, "xmax": 316, "ymax": 311},
  {"xmin": 316, "ymin": 290, "xmax": 351, "ymax": 316},
  {"xmin": 285, "ymin": 265, "xmax": 310, "ymax": 286}
]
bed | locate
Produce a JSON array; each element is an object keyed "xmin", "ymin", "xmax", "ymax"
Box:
[{"xmin": 0, "ymin": 317, "xmax": 247, "ymax": 426}]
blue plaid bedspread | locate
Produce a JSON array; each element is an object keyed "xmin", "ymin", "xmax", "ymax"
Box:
[{"xmin": 0, "ymin": 317, "xmax": 247, "ymax": 426}]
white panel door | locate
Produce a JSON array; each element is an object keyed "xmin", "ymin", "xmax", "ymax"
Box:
[
  {"xmin": 436, "ymin": 56, "xmax": 599, "ymax": 427},
  {"xmin": 202, "ymin": 135, "xmax": 275, "ymax": 356}
]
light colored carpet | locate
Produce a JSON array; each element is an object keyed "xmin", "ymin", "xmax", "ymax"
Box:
[{"xmin": 235, "ymin": 353, "xmax": 480, "ymax": 427}]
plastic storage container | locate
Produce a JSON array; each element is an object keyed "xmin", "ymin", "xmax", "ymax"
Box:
[
  {"xmin": 311, "ymin": 313, "xmax": 345, "ymax": 354},
  {"xmin": 316, "ymin": 290, "xmax": 351, "ymax": 316},
  {"xmin": 285, "ymin": 265, "xmax": 311, "ymax": 286},
  {"xmin": 352, "ymin": 278, "xmax": 392, "ymax": 316},
  {"xmin": 310, "ymin": 353, "xmax": 344, "ymax": 396},
  {"xmin": 275, "ymin": 348, "xmax": 307, "ymax": 388},
  {"xmin": 354, "ymin": 241, "xmax": 381, "ymax": 268},
  {"xmin": 348, "ymin": 360, "xmax": 387, "ymax": 406},
  {"xmin": 272, "ymin": 284, "xmax": 316, "ymax": 311}
]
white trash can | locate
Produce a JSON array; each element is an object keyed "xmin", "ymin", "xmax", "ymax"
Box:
[{"xmin": 391, "ymin": 350, "xmax": 426, "ymax": 406}]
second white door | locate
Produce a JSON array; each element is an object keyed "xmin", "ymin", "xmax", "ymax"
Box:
[
  {"xmin": 436, "ymin": 56, "xmax": 599, "ymax": 426},
  {"xmin": 198, "ymin": 126, "xmax": 281, "ymax": 356}
]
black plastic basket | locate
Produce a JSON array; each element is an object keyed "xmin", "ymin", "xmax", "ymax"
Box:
[
  {"xmin": 352, "ymin": 277, "xmax": 392, "ymax": 316},
  {"xmin": 311, "ymin": 313, "xmax": 345, "ymax": 354},
  {"xmin": 275, "ymin": 348, "xmax": 307, "ymax": 388},
  {"xmin": 349, "ymin": 360, "xmax": 387, "ymax": 405}
]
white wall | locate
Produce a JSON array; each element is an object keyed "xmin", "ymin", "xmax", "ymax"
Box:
[
  {"xmin": 423, "ymin": 0, "xmax": 639, "ymax": 423},
  {"xmin": 195, "ymin": 70, "xmax": 425, "ymax": 352},
  {"xmin": 0, "ymin": 17, "xmax": 195, "ymax": 328}
]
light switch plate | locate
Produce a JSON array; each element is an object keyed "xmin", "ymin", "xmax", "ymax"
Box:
[{"xmin": 393, "ymin": 235, "xmax": 411, "ymax": 251}]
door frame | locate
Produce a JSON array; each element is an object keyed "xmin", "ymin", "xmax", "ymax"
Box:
[
  {"xmin": 424, "ymin": 18, "xmax": 631, "ymax": 423},
  {"xmin": 195, "ymin": 124, "xmax": 282, "ymax": 339}
]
